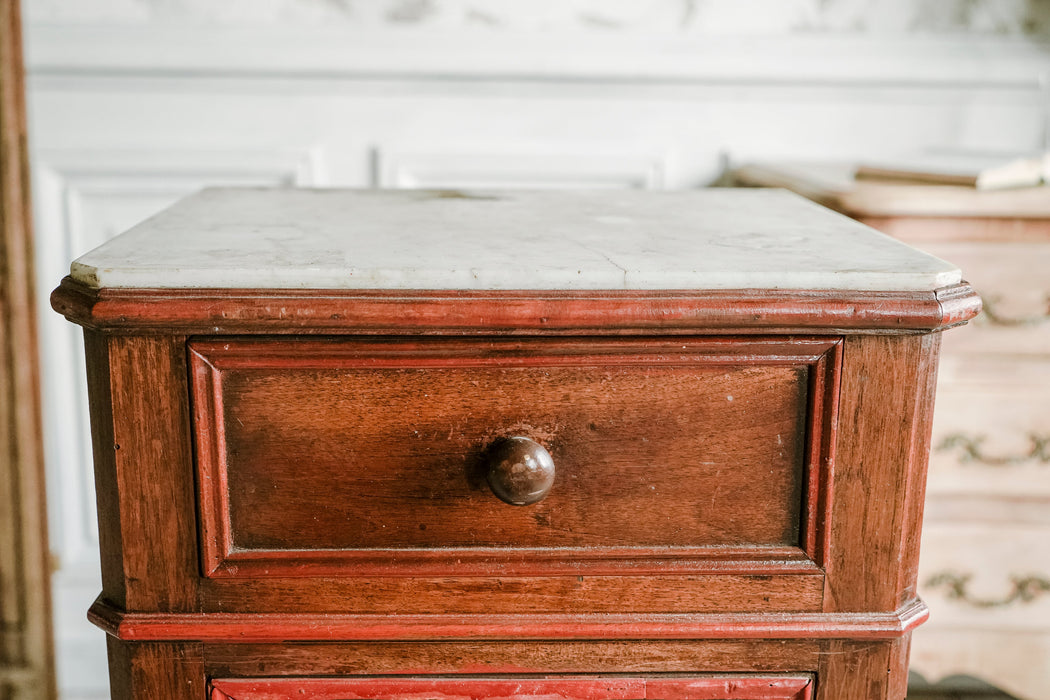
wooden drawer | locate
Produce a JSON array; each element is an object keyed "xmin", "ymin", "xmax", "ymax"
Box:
[
  {"xmin": 189, "ymin": 336, "xmax": 839, "ymax": 583},
  {"xmin": 208, "ymin": 676, "xmax": 816, "ymax": 700}
]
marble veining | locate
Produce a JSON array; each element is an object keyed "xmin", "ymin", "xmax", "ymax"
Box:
[{"xmin": 70, "ymin": 188, "xmax": 961, "ymax": 292}]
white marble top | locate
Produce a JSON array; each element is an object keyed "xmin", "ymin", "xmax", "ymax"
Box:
[{"xmin": 70, "ymin": 188, "xmax": 961, "ymax": 292}]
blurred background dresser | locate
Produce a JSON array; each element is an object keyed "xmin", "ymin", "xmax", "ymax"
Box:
[{"xmin": 731, "ymin": 162, "xmax": 1050, "ymax": 700}]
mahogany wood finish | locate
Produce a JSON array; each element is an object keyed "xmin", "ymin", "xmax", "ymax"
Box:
[
  {"xmin": 55, "ymin": 212, "xmax": 979, "ymax": 698},
  {"xmin": 823, "ymin": 333, "xmax": 942, "ymax": 612},
  {"xmin": 88, "ymin": 596, "xmax": 929, "ymax": 642},
  {"xmin": 106, "ymin": 639, "xmax": 205, "ymax": 700},
  {"xmin": 815, "ymin": 638, "xmax": 911, "ymax": 700},
  {"xmin": 83, "ymin": 332, "xmax": 199, "ymax": 612},
  {"xmin": 189, "ymin": 337, "xmax": 837, "ymax": 581},
  {"xmin": 196, "ymin": 570, "xmax": 827, "ymax": 615},
  {"xmin": 0, "ymin": 0, "xmax": 55, "ymax": 696},
  {"xmin": 51, "ymin": 277, "xmax": 981, "ymax": 335},
  {"xmin": 203, "ymin": 639, "xmax": 826, "ymax": 676}
]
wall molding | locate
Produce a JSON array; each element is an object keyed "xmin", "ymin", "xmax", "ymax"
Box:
[
  {"xmin": 33, "ymin": 147, "xmax": 327, "ymax": 572},
  {"xmin": 376, "ymin": 149, "xmax": 668, "ymax": 189},
  {"xmin": 24, "ymin": 25, "xmax": 1050, "ymax": 90},
  {"xmin": 33, "ymin": 147, "xmax": 327, "ymax": 699}
]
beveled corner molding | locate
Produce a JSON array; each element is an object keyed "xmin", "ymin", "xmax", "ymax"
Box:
[
  {"xmin": 88, "ymin": 596, "xmax": 929, "ymax": 643},
  {"xmin": 935, "ymin": 281, "xmax": 984, "ymax": 328},
  {"xmin": 52, "ymin": 277, "xmax": 980, "ymax": 335}
]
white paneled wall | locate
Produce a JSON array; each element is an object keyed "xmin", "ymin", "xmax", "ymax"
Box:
[
  {"xmin": 33, "ymin": 147, "xmax": 327, "ymax": 698},
  {"xmin": 25, "ymin": 3, "xmax": 1050, "ymax": 697}
]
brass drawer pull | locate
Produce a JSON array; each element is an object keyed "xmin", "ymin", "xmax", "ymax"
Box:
[{"xmin": 485, "ymin": 436, "xmax": 556, "ymax": 506}]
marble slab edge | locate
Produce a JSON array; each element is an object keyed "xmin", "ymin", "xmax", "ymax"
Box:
[
  {"xmin": 65, "ymin": 188, "xmax": 964, "ymax": 294},
  {"xmin": 51, "ymin": 277, "xmax": 981, "ymax": 335}
]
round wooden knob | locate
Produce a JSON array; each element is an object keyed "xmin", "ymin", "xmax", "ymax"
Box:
[{"xmin": 485, "ymin": 436, "xmax": 556, "ymax": 506}]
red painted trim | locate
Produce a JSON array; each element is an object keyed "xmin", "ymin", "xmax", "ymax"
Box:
[
  {"xmin": 936, "ymin": 282, "xmax": 984, "ymax": 327},
  {"xmin": 187, "ymin": 337, "xmax": 838, "ymax": 579},
  {"xmin": 51, "ymin": 278, "xmax": 981, "ymax": 334},
  {"xmin": 87, "ymin": 596, "xmax": 927, "ymax": 643},
  {"xmin": 188, "ymin": 346, "xmax": 232, "ymax": 578},
  {"xmin": 209, "ymin": 676, "xmax": 814, "ymax": 700},
  {"xmin": 190, "ymin": 336, "xmax": 838, "ymax": 368},
  {"xmin": 797, "ymin": 341, "xmax": 839, "ymax": 568},
  {"xmin": 803, "ymin": 340, "xmax": 841, "ymax": 570},
  {"xmin": 799, "ymin": 355, "xmax": 823, "ymax": 560}
]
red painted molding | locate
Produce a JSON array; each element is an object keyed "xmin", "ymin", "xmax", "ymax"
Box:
[
  {"xmin": 51, "ymin": 277, "xmax": 980, "ymax": 334},
  {"xmin": 189, "ymin": 336, "xmax": 839, "ymax": 579},
  {"xmin": 88, "ymin": 595, "xmax": 927, "ymax": 643},
  {"xmin": 799, "ymin": 339, "xmax": 840, "ymax": 570},
  {"xmin": 209, "ymin": 676, "xmax": 814, "ymax": 700},
  {"xmin": 935, "ymin": 281, "xmax": 985, "ymax": 327}
]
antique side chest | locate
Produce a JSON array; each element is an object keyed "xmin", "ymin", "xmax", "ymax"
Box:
[{"xmin": 51, "ymin": 188, "xmax": 980, "ymax": 700}]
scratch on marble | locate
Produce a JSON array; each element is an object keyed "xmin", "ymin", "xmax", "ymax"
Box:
[{"xmin": 575, "ymin": 242, "xmax": 629, "ymax": 287}]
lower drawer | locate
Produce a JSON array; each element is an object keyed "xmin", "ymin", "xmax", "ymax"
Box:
[{"xmin": 209, "ymin": 676, "xmax": 815, "ymax": 700}]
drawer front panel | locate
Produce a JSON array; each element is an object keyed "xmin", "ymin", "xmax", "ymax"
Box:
[
  {"xmin": 190, "ymin": 337, "xmax": 839, "ymax": 577},
  {"xmin": 209, "ymin": 676, "xmax": 815, "ymax": 700}
]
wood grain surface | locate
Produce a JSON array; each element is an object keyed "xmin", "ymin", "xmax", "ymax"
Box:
[
  {"xmin": 822, "ymin": 333, "xmax": 941, "ymax": 613},
  {"xmin": 106, "ymin": 639, "xmax": 204, "ymax": 700},
  {"xmin": 203, "ymin": 639, "xmax": 824, "ymax": 676},
  {"xmin": 197, "ymin": 573, "xmax": 826, "ymax": 615},
  {"xmin": 84, "ymin": 333, "xmax": 200, "ymax": 611},
  {"xmin": 815, "ymin": 638, "xmax": 910, "ymax": 700},
  {"xmin": 191, "ymin": 337, "xmax": 835, "ymax": 579},
  {"xmin": 88, "ymin": 596, "xmax": 928, "ymax": 642}
]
